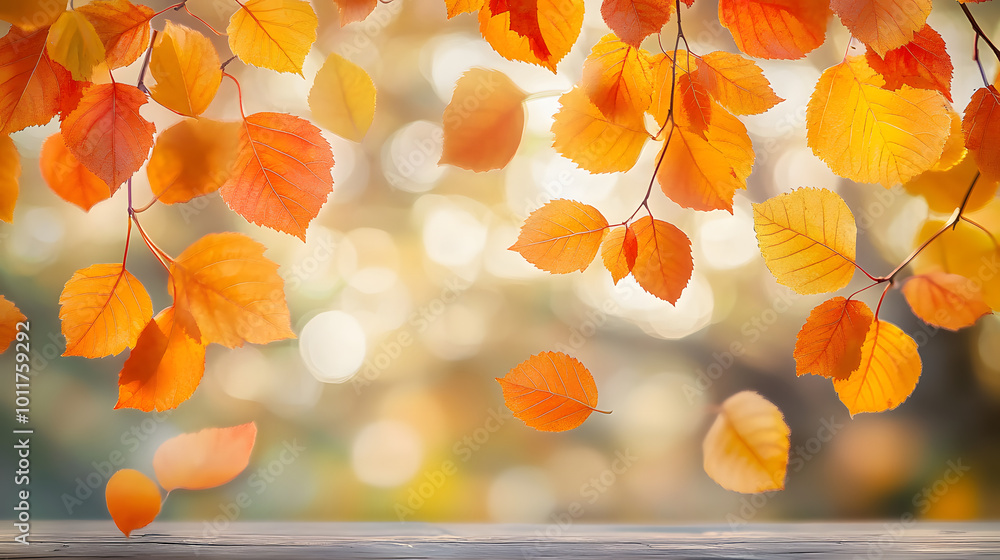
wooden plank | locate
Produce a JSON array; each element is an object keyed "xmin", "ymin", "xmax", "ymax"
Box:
[{"xmin": 3, "ymin": 521, "xmax": 1000, "ymax": 559}]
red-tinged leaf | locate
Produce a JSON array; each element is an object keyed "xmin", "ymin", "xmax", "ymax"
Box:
[
  {"xmin": 497, "ymin": 351, "xmax": 609, "ymax": 432},
  {"xmin": 440, "ymin": 68, "xmax": 526, "ymax": 172},
  {"xmin": 0, "ymin": 134, "xmax": 19, "ymax": 222},
  {"xmin": 865, "ymin": 24, "xmax": 952, "ymax": 102},
  {"xmin": 831, "ymin": 0, "xmax": 931, "ymax": 56},
  {"xmin": 220, "ymin": 112, "xmax": 334, "ymax": 240},
  {"xmin": 963, "ymin": 85, "xmax": 1000, "ymax": 182},
  {"xmin": 106, "ymin": 469, "xmax": 160, "ymax": 537},
  {"xmin": 630, "ymin": 215, "xmax": 693, "ymax": 304},
  {"xmin": 40, "ymin": 132, "xmax": 111, "ymax": 211},
  {"xmin": 601, "ymin": 225, "xmax": 638, "ymax": 284},
  {"xmin": 478, "ymin": 0, "xmax": 583, "ymax": 72},
  {"xmin": 61, "ymin": 83, "xmax": 155, "ymax": 191},
  {"xmin": 833, "ymin": 320, "xmax": 921, "ymax": 416},
  {"xmin": 116, "ymin": 308, "xmax": 207, "ymax": 412},
  {"xmin": 601, "ymin": 0, "xmax": 672, "ymax": 48},
  {"xmin": 902, "ymin": 272, "xmax": 991, "ymax": 331},
  {"xmin": 719, "ymin": 0, "xmax": 829, "ymax": 60},
  {"xmin": 59, "ymin": 263, "xmax": 154, "ymax": 358},
  {"xmin": 677, "ymin": 70, "xmax": 712, "ymax": 136},
  {"xmin": 509, "ymin": 199, "xmax": 609, "ymax": 273},
  {"xmin": 153, "ymin": 422, "xmax": 257, "ymax": 491},
  {"xmin": 581, "ymin": 34, "xmax": 655, "ymax": 122},
  {"xmin": 0, "ymin": 26, "xmax": 78, "ymax": 135},
  {"xmin": 703, "ymin": 391, "xmax": 790, "ymax": 493},
  {"xmin": 333, "ymin": 0, "xmax": 377, "ymax": 25},
  {"xmin": 77, "ymin": 0, "xmax": 155, "ymax": 69},
  {"xmin": 794, "ymin": 297, "xmax": 874, "ymax": 380},
  {"xmin": 0, "ymin": 295, "xmax": 26, "ymax": 353}
]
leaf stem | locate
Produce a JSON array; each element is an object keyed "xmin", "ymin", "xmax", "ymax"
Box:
[
  {"xmin": 184, "ymin": 4, "xmax": 226, "ymax": 36},
  {"xmin": 953, "ymin": 172, "xmax": 980, "ymax": 230},
  {"xmin": 136, "ymin": 29, "xmax": 157, "ymax": 94},
  {"xmin": 873, "ymin": 281, "xmax": 892, "ymax": 320},
  {"xmin": 962, "ymin": 4, "xmax": 1000, "ymax": 69},
  {"xmin": 222, "ymin": 71, "xmax": 247, "ymax": 121}
]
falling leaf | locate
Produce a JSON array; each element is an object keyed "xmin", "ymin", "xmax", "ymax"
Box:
[
  {"xmin": 865, "ymin": 24, "xmax": 953, "ymax": 102},
  {"xmin": 446, "ymin": 0, "xmax": 484, "ymax": 18},
  {"xmin": 440, "ymin": 68, "xmax": 526, "ymax": 172},
  {"xmin": 963, "ymin": 85, "xmax": 1000, "ymax": 183},
  {"xmin": 0, "ymin": 134, "xmax": 19, "ymax": 222},
  {"xmin": 581, "ymin": 34, "xmax": 655, "ymax": 121},
  {"xmin": 76, "ymin": 0, "xmax": 155, "ymax": 69},
  {"xmin": 308, "ymin": 53, "xmax": 376, "ymax": 142},
  {"xmin": 61, "ymin": 82, "xmax": 156, "ymax": 191},
  {"xmin": 169, "ymin": 232, "xmax": 296, "ymax": 348},
  {"xmin": 497, "ymin": 351, "xmax": 609, "ymax": 432},
  {"xmin": 600, "ymin": 0, "xmax": 672, "ymax": 48},
  {"xmin": 904, "ymin": 156, "xmax": 998, "ymax": 215},
  {"xmin": 59, "ymin": 263, "xmax": 153, "ymax": 358},
  {"xmin": 551, "ymin": 87, "xmax": 648, "ymax": 174},
  {"xmin": 45, "ymin": 10, "xmax": 106, "ymax": 81},
  {"xmin": 509, "ymin": 199, "xmax": 609, "ymax": 274},
  {"xmin": 0, "ymin": 26, "xmax": 78, "ymax": 135},
  {"xmin": 146, "ymin": 119, "xmax": 241, "ymax": 205},
  {"xmin": 830, "ymin": 0, "xmax": 931, "ymax": 56},
  {"xmin": 105, "ymin": 469, "xmax": 161, "ymax": 538},
  {"xmin": 601, "ymin": 225, "xmax": 638, "ymax": 284},
  {"xmin": 221, "ymin": 112, "xmax": 334, "ymax": 239},
  {"xmin": 753, "ymin": 187, "xmax": 858, "ymax": 294},
  {"xmin": 116, "ymin": 307, "xmax": 208, "ymax": 412},
  {"xmin": 834, "ymin": 320, "xmax": 921, "ymax": 416},
  {"xmin": 478, "ymin": 0, "xmax": 583, "ymax": 72},
  {"xmin": 40, "ymin": 132, "xmax": 112, "ymax": 211},
  {"xmin": 807, "ymin": 56, "xmax": 949, "ymax": 187},
  {"xmin": 333, "ymin": 0, "xmax": 377, "ymax": 24},
  {"xmin": 794, "ymin": 297, "xmax": 874, "ymax": 380},
  {"xmin": 718, "ymin": 0, "xmax": 829, "ymax": 60},
  {"xmin": 630, "ymin": 215, "xmax": 693, "ymax": 304},
  {"xmin": 0, "ymin": 295, "xmax": 26, "ymax": 353},
  {"xmin": 703, "ymin": 391, "xmax": 790, "ymax": 493},
  {"xmin": 902, "ymin": 272, "xmax": 991, "ymax": 331},
  {"xmin": 0, "ymin": 0, "xmax": 63, "ymax": 31},
  {"xmin": 228, "ymin": 0, "xmax": 317, "ymax": 75},
  {"xmin": 153, "ymin": 422, "xmax": 257, "ymax": 491},
  {"xmin": 149, "ymin": 22, "xmax": 222, "ymax": 117}
]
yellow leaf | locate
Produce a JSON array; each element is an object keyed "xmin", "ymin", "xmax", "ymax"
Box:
[
  {"xmin": 903, "ymin": 272, "xmax": 991, "ymax": 331},
  {"xmin": 147, "ymin": 119, "xmax": 241, "ymax": 205},
  {"xmin": 703, "ymin": 391, "xmax": 790, "ymax": 493},
  {"xmin": 149, "ymin": 22, "xmax": 221, "ymax": 117},
  {"xmin": 630, "ymin": 215, "xmax": 693, "ymax": 304},
  {"xmin": 440, "ymin": 68, "xmax": 526, "ymax": 172},
  {"xmin": 59, "ymin": 263, "xmax": 154, "ymax": 358},
  {"xmin": 753, "ymin": 187, "xmax": 858, "ymax": 294},
  {"xmin": 0, "ymin": 134, "xmax": 19, "ymax": 222},
  {"xmin": 831, "ymin": 0, "xmax": 931, "ymax": 56},
  {"xmin": 509, "ymin": 199, "xmax": 609, "ymax": 274},
  {"xmin": 807, "ymin": 56, "xmax": 950, "ymax": 187},
  {"xmin": 551, "ymin": 87, "xmax": 648, "ymax": 174},
  {"xmin": 228, "ymin": 0, "xmax": 317, "ymax": 75},
  {"xmin": 581, "ymin": 33, "xmax": 654, "ymax": 121},
  {"xmin": 931, "ymin": 107, "xmax": 967, "ymax": 173},
  {"xmin": 904, "ymin": 156, "xmax": 998, "ymax": 215},
  {"xmin": 834, "ymin": 320, "xmax": 921, "ymax": 416},
  {"xmin": 45, "ymin": 10, "xmax": 106, "ymax": 81},
  {"xmin": 308, "ymin": 53, "xmax": 376, "ymax": 142}
]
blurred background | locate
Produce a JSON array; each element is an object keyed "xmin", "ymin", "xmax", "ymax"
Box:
[{"xmin": 1, "ymin": 0, "xmax": 999, "ymax": 526}]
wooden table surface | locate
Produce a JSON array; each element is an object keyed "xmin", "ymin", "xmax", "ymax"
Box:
[{"xmin": 2, "ymin": 521, "xmax": 999, "ymax": 559}]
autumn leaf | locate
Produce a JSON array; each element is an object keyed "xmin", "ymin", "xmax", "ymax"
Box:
[
  {"xmin": 601, "ymin": 0, "xmax": 672, "ymax": 48},
  {"xmin": 963, "ymin": 85, "xmax": 1000, "ymax": 183},
  {"xmin": 105, "ymin": 469, "xmax": 160, "ymax": 537},
  {"xmin": 833, "ymin": 320, "xmax": 921, "ymax": 416},
  {"xmin": 913, "ymin": 212, "xmax": 1000, "ymax": 311},
  {"xmin": 703, "ymin": 391, "xmax": 790, "ymax": 493},
  {"xmin": 929, "ymin": 108, "xmax": 968, "ymax": 173},
  {"xmin": 0, "ymin": 26, "xmax": 79, "ymax": 135},
  {"xmin": 630, "ymin": 215, "xmax": 693, "ymax": 304},
  {"xmin": 40, "ymin": 132, "xmax": 112, "ymax": 211},
  {"xmin": 228, "ymin": 0, "xmax": 317, "ymax": 75},
  {"xmin": 116, "ymin": 307, "xmax": 207, "ymax": 412},
  {"xmin": 718, "ymin": 0, "xmax": 830, "ymax": 60},
  {"xmin": 676, "ymin": 71, "xmax": 712, "ymax": 136},
  {"xmin": 794, "ymin": 297, "xmax": 874, "ymax": 380},
  {"xmin": 447, "ymin": 0, "xmax": 485, "ymax": 18},
  {"xmin": 149, "ymin": 22, "xmax": 222, "ymax": 117},
  {"xmin": 221, "ymin": 112, "xmax": 334, "ymax": 239},
  {"xmin": 333, "ymin": 0, "xmax": 377, "ymax": 24},
  {"xmin": 904, "ymin": 156, "xmax": 998, "ymax": 215},
  {"xmin": 45, "ymin": 10, "xmax": 106, "ymax": 81},
  {"xmin": 61, "ymin": 82, "xmax": 156, "ymax": 191},
  {"xmin": 147, "ymin": 119, "xmax": 240, "ymax": 205},
  {"xmin": 682, "ymin": 51, "xmax": 782, "ymax": 116},
  {"xmin": 806, "ymin": 56, "xmax": 950, "ymax": 187},
  {"xmin": 153, "ymin": 422, "xmax": 257, "ymax": 491},
  {"xmin": 581, "ymin": 34, "xmax": 655, "ymax": 122},
  {"xmin": 478, "ymin": 0, "xmax": 583, "ymax": 72},
  {"xmin": 865, "ymin": 24, "xmax": 953, "ymax": 102},
  {"xmin": 0, "ymin": 134, "xmax": 19, "ymax": 222},
  {"xmin": 59, "ymin": 263, "xmax": 153, "ymax": 358},
  {"xmin": 169, "ymin": 232, "xmax": 296, "ymax": 348},
  {"xmin": 753, "ymin": 188, "xmax": 858, "ymax": 294},
  {"xmin": 509, "ymin": 199, "xmax": 609, "ymax": 273},
  {"xmin": 497, "ymin": 351, "xmax": 609, "ymax": 432},
  {"xmin": 76, "ymin": 0, "xmax": 155, "ymax": 69},
  {"xmin": 0, "ymin": 0, "xmax": 63, "ymax": 31},
  {"xmin": 440, "ymin": 68, "xmax": 526, "ymax": 172},
  {"xmin": 0, "ymin": 295, "xmax": 26, "ymax": 353},
  {"xmin": 830, "ymin": 0, "xmax": 931, "ymax": 56},
  {"xmin": 308, "ymin": 53, "xmax": 376, "ymax": 143},
  {"xmin": 601, "ymin": 225, "xmax": 638, "ymax": 284},
  {"xmin": 902, "ymin": 272, "xmax": 991, "ymax": 331},
  {"xmin": 551, "ymin": 87, "xmax": 648, "ymax": 174}
]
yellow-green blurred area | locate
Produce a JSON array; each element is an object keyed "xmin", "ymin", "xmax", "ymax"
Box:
[{"xmin": 2, "ymin": 0, "xmax": 1000, "ymax": 526}]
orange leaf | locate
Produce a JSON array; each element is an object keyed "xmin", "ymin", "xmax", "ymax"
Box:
[
  {"xmin": 227, "ymin": 0, "xmax": 317, "ymax": 75},
  {"xmin": 551, "ymin": 87, "xmax": 648, "ymax": 174},
  {"xmin": 719, "ymin": 0, "xmax": 829, "ymax": 60},
  {"xmin": 963, "ymin": 85, "xmax": 1000, "ymax": 183},
  {"xmin": 0, "ymin": 295, "xmax": 26, "ymax": 353},
  {"xmin": 0, "ymin": 26, "xmax": 78, "ymax": 135},
  {"xmin": 509, "ymin": 199, "xmax": 609, "ymax": 273},
  {"xmin": 153, "ymin": 422, "xmax": 257, "ymax": 491},
  {"xmin": 630, "ymin": 215, "xmax": 693, "ymax": 304},
  {"xmin": 665, "ymin": 51, "xmax": 783, "ymax": 117},
  {"xmin": 440, "ymin": 68, "xmax": 526, "ymax": 172},
  {"xmin": 834, "ymin": 320, "xmax": 921, "ymax": 416},
  {"xmin": 581, "ymin": 34, "xmax": 654, "ymax": 121},
  {"xmin": 601, "ymin": 225, "xmax": 638, "ymax": 284},
  {"xmin": 147, "ymin": 119, "xmax": 240, "ymax": 205},
  {"xmin": 497, "ymin": 351, "xmax": 609, "ymax": 432},
  {"xmin": 169, "ymin": 232, "xmax": 296, "ymax": 348},
  {"xmin": 59, "ymin": 263, "xmax": 153, "ymax": 358},
  {"xmin": 105, "ymin": 469, "xmax": 160, "ymax": 537},
  {"xmin": 753, "ymin": 187, "xmax": 858, "ymax": 294},
  {"xmin": 904, "ymin": 156, "xmax": 998, "ymax": 215},
  {"xmin": 0, "ymin": 1, "xmax": 63, "ymax": 31},
  {"xmin": 61, "ymin": 82, "xmax": 156, "ymax": 191},
  {"xmin": 447, "ymin": 0, "xmax": 485, "ymax": 17},
  {"xmin": 794, "ymin": 297, "xmax": 874, "ymax": 380},
  {"xmin": 333, "ymin": 0, "xmax": 377, "ymax": 24},
  {"xmin": 913, "ymin": 210, "xmax": 1000, "ymax": 311},
  {"xmin": 478, "ymin": 0, "xmax": 583, "ymax": 72},
  {"xmin": 676, "ymin": 71, "xmax": 712, "ymax": 136},
  {"xmin": 149, "ymin": 22, "xmax": 222, "ymax": 117},
  {"xmin": 40, "ymin": 132, "xmax": 111, "ymax": 211},
  {"xmin": 0, "ymin": 134, "xmax": 19, "ymax": 222},
  {"xmin": 600, "ymin": 0, "xmax": 672, "ymax": 48},
  {"xmin": 76, "ymin": 0, "xmax": 155, "ymax": 69},
  {"xmin": 865, "ymin": 23, "xmax": 953, "ymax": 102},
  {"xmin": 928, "ymin": 107, "xmax": 968, "ymax": 173},
  {"xmin": 902, "ymin": 272, "xmax": 991, "ymax": 331},
  {"xmin": 221, "ymin": 112, "xmax": 334, "ymax": 239},
  {"xmin": 116, "ymin": 307, "xmax": 207, "ymax": 412},
  {"xmin": 703, "ymin": 391, "xmax": 790, "ymax": 493},
  {"xmin": 831, "ymin": 0, "xmax": 931, "ymax": 56}
]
